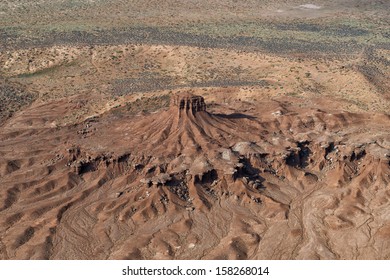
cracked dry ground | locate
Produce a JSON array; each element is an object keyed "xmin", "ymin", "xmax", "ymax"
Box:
[{"xmin": 0, "ymin": 93, "xmax": 389, "ymax": 260}]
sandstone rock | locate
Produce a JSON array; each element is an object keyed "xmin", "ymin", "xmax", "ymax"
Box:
[{"xmin": 170, "ymin": 93, "xmax": 206, "ymax": 113}]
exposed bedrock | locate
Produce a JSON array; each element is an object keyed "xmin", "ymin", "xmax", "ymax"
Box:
[{"xmin": 1, "ymin": 93, "xmax": 389, "ymax": 259}]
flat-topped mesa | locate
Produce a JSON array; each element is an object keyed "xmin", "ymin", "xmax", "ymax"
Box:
[{"xmin": 171, "ymin": 93, "xmax": 207, "ymax": 114}]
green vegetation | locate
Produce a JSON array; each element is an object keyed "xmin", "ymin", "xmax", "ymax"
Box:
[
  {"xmin": 15, "ymin": 62, "xmax": 76, "ymax": 79},
  {"xmin": 111, "ymin": 95, "xmax": 170, "ymax": 118}
]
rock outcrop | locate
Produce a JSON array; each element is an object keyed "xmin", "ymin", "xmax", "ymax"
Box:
[
  {"xmin": 1, "ymin": 93, "xmax": 389, "ymax": 260},
  {"xmin": 170, "ymin": 93, "xmax": 207, "ymax": 114}
]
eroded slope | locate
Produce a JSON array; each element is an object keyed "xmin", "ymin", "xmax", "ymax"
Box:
[{"xmin": 0, "ymin": 93, "xmax": 389, "ymax": 259}]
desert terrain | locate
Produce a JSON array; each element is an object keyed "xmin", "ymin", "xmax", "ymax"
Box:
[{"xmin": 0, "ymin": 1, "xmax": 389, "ymax": 259}]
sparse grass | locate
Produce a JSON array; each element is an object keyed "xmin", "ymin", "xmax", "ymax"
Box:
[
  {"xmin": 15, "ymin": 61, "xmax": 76, "ymax": 79},
  {"xmin": 111, "ymin": 95, "xmax": 170, "ymax": 118},
  {"xmin": 0, "ymin": 82, "xmax": 36, "ymax": 124},
  {"xmin": 286, "ymin": 92, "xmax": 299, "ymax": 96}
]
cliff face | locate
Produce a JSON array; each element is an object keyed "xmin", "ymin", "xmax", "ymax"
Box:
[{"xmin": 171, "ymin": 93, "xmax": 207, "ymax": 114}]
